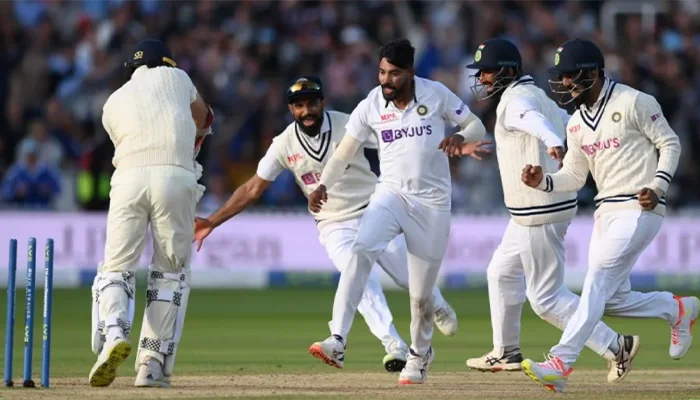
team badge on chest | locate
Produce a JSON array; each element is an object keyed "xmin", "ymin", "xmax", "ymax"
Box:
[
  {"xmin": 417, "ymin": 105, "xmax": 428, "ymax": 116},
  {"xmin": 611, "ymin": 112, "xmax": 622, "ymax": 123}
]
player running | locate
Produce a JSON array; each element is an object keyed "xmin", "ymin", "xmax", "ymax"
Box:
[
  {"xmin": 456, "ymin": 38, "xmax": 637, "ymax": 384},
  {"xmin": 193, "ymin": 76, "xmax": 458, "ymax": 373},
  {"xmin": 520, "ymin": 38, "xmax": 697, "ymax": 393},
  {"xmin": 90, "ymin": 39, "xmax": 213, "ymax": 388},
  {"xmin": 308, "ymin": 39, "xmax": 489, "ymax": 385}
]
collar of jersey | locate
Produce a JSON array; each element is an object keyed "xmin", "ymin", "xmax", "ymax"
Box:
[
  {"xmin": 506, "ymin": 75, "xmax": 535, "ymax": 92},
  {"xmin": 579, "ymin": 78, "xmax": 616, "ymax": 131},
  {"xmin": 384, "ymin": 78, "xmax": 422, "ymax": 109}
]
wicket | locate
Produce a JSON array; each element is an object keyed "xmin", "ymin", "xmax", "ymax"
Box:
[{"xmin": 3, "ymin": 237, "xmax": 54, "ymax": 388}]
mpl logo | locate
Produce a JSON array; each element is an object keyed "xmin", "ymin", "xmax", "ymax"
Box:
[
  {"xmin": 380, "ymin": 125, "xmax": 433, "ymax": 143},
  {"xmin": 569, "ymin": 124, "xmax": 581, "ymax": 134},
  {"xmin": 287, "ymin": 153, "xmax": 303, "ymax": 164},
  {"xmin": 381, "ymin": 113, "xmax": 398, "ymax": 122}
]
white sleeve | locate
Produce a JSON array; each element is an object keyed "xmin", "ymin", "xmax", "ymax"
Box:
[
  {"xmin": 256, "ymin": 140, "xmax": 285, "ymax": 182},
  {"xmin": 438, "ymin": 83, "xmax": 470, "ymax": 126},
  {"xmin": 503, "ymin": 96, "xmax": 564, "ymax": 148},
  {"xmin": 363, "ymin": 130, "xmax": 379, "ymax": 149},
  {"xmin": 559, "ymin": 108, "xmax": 571, "ymax": 125},
  {"xmin": 633, "ymin": 92, "xmax": 681, "ymax": 196},
  {"xmin": 345, "ymin": 99, "xmax": 373, "ymax": 143},
  {"xmin": 176, "ymin": 68, "xmax": 198, "ymax": 103}
]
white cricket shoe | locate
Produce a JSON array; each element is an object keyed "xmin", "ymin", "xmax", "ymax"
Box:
[
  {"xmin": 466, "ymin": 347, "xmax": 523, "ymax": 372},
  {"xmin": 134, "ymin": 357, "xmax": 170, "ymax": 388},
  {"xmin": 434, "ymin": 303, "xmax": 458, "ymax": 336},
  {"xmin": 308, "ymin": 335, "xmax": 345, "ymax": 369},
  {"xmin": 398, "ymin": 347, "xmax": 434, "ymax": 385},
  {"xmin": 521, "ymin": 354, "xmax": 572, "ymax": 393},
  {"xmin": 383, "ymin": 339, "xmax": 409, "ymax": 372},
  {"xmin": 607, "ymin": 334, "xmax": 640, "ymax": 383},
  {"xmin": 669, "ymin": 296, "xmax": 699, "ymax": 359},
  {"xmin": 88, "ymin": 337, "xmax": 132, "ymax": 387}
]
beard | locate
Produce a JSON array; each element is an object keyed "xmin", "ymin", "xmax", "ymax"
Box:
[
  {"xmin": 381, "ymin": 83, "xmax": 405, "ymax": 101},
  {"xmin": 295, "ymin": 113, "xmax": 324, "ymax": 136}
]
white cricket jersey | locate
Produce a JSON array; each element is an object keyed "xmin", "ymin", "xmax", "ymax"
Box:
[
  {"xmin": 495, "ymin": 76, "xmax": 577, "ymax": 226},
  {"xmin": 345, "ymin": 77, "xmax": 471, "ymax": 210},
  {"xmin": 256, "ymin": 110, "xmax": 379, "ymax": 228},
  {"xmin": 102, "ymin": 66, "xmax": 198, "ymax": 172},
  {"xmin": 537, "ymin": 78, "xmax": 681, "ymax": 218}
]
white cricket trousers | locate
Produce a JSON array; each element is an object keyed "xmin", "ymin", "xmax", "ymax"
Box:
[
  {"xmin": 488, "ymin": 219, "xmax": 618, "ymax": 358},
  {"xmin": 552, "ymin": 210, "xmax": 679, "ymax": 365},
  {"xmin": 100, "ymin": 165, "xmax": 197, "ymax": 276},
  {"xmin": 98, "ymin": 165, "xmax": 197, "ymax": 366},
  {"xmin": 331, "ymin": 185, "xmax": 451, "ymax": 356},
  {"xmin": 319, "ymin": 217, "xmax": 448, "ymax": 352}
]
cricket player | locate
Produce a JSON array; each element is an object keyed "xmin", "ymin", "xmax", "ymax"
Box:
[
  {"xmin": 308, "ymin": 39, "xmax": 489, "ymax": 384},
  {"xmin": 89, "ymin": 39, "xmax": 214, "ymax": 388},
  {"xmin": 459, "ymin": 38, "xmax": 638, "ymax": 384},
  {"xmin": 520, "ymin": 39, "xmax": 698, "ymax": 393},
  {"xmin": 192, "ymin": 76, "xmax": 459, "ymax": 373}
]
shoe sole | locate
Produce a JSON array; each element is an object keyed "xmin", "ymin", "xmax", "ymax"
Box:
[
  {"xmin": 467, "ymin": 362, "xmax": 522, "ymax": 372},
  {"xmin": 89, "ymin": 341, "xmax": 132, "ymax": 387},
  {"xmin": 521, "ymin": 360, "xmax": 557, "ymax": 393},
  {"xmin": 609, "ymin": 336, "xmax": 640, "ymax": 384},
  {"xmin": 135, "ymin": 379, "xmax": 171, "ymax": 388},
  {"xmin": 383, "ymin": 356, "xmax": 407, "ymax": 373},
  {"xmin": 671, "ymin": 297, "xmax": 699, "ymax": 360},
  {"xmin": 308, "ymin": 344, "xmax": 342, "ymax": 369},
  {"xmin": 398, "ymin": 378, "xmax": 425, "ymax": 385}
]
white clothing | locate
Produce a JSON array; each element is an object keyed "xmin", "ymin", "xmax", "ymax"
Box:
[
  {"xmin": 319, "ymin": 217, "xmax": 447, "ymax": 351},
  {"xmin": 102, "ymin": 66, "xmax": 199, "ymax": 172},
  {"xmin": 342, "ymin": 77, "xmax": 471, "ymax": 210},
  {"xmin": 538, "ymin": 79, "xmax": 682, "ymax": 218},
  {"xmin": 551, "ymin": 210, "xmax": 679, "ymax": 365},
  {"xmin": 332, "ymin": 185, "xmax": 451, "ymax": 355},
  {"xmin": 257, "ymin": 111, "xmax": 378, "ymax": 229},
  {"xmin": 487, "ymin": 219, "xmax": 617, "ymax": 357},
  {"xmin": 495, "ymin": 76, "xmax": 577, "ymax": 226}
]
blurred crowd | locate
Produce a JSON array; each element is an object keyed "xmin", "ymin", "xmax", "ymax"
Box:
[{"xmin": 0, "ymin": 0, "xmax": 699, "ymax": 215}]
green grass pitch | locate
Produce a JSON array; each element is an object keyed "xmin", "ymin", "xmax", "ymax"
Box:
[{"xmin": 1, "ymin": 287, "xmax": 698, "ymax": 399}]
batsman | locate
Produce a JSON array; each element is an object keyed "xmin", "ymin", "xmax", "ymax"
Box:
[{"xmin": 88, "ymin": 39, "xmax": 213, "ymax": 388}]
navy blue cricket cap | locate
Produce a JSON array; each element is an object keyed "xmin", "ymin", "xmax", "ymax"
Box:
[
  {"xmin": 286, "ymin": 76, "xmax": 324, "ymax": 103},
  {"xmin": 124, "ymin": 38, "xmax": 176, "ymax": 69},
  {"xmin": 549, "ymin": 39, "xmax": 604, "ymax": 75},
  {"xmin": 466, "ymin": 38, "xmax": 522, "ymax": 71}
]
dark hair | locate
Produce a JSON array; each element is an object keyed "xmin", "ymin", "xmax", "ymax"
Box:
[{"xmin": 378, "ymin": 39, "xmax": 415, "ymax": 70}]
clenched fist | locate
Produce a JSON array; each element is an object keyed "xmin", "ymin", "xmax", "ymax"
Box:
[
  {"xmin": 637, "ymin": 187, "xmax": 659, "ymax": 210},
  {"xmin": 308, "ymin": 184, "xmax": 328, "ymax": 213},
  {"xmin": 522, "ymin": 164, "xmax": 544, "ymax": 188}
]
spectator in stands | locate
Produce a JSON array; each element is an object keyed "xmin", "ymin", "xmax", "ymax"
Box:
[{"xmin": 1, "ymin": 138, "xmax": 61, "ymax": 209}]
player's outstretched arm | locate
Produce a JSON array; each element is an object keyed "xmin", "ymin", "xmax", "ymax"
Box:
[
  {"xmin": 522, "ymin": 134, "xmax": 589, "ymax": 192},
  {"xmin": 309, "ymin": 135, "xmax": 362, "ymax": 213},
  {"xmin": 440, "ymin": 110, "xmax": 487, "ymax": 157},
  {"xmin": 194, "ymin": 175, "xmax": 271, "ymax": 251}
]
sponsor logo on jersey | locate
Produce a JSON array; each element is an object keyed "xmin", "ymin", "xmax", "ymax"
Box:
[
  {"xmin": 651, "ymin": 113, "xmax": 661, "ymax": 122},
  {"xmin": 380, "ymin": 125, "xmax": 433, "ymax": 143},
  {"xmin": 580, "ymin": 138, "xmax": 620, "ymax": 156},
  {"xmin": 569, "ymin": 124, "xmax": 581, "ymax": 134},
  {"xmin": 301, "ymin": 172, "xmax": 322, "ymax": 185},
  {"xmin": 287, "ymin": 153, "xmax": 303, "ymax": 164},
  {"xmin": 381, "ymin": 112, "xmax": 398, "ymax": 122}
]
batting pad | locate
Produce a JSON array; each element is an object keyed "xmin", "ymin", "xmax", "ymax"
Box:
[
  {"xmin": 91, "ymin": 271, "xmax": 136, "ymax": 354},
  {"xmin": 135, "ymin": 268, "xmax": 190, "ymax": 376}
]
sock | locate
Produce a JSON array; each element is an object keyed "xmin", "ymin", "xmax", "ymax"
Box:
[
  {"xmin": 609, "ymin": 336, "xmax": 621, "ymax": 355},
  {"xmin": 504, "ymin": 345, "xmax": 520, "ymax": 354}
]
